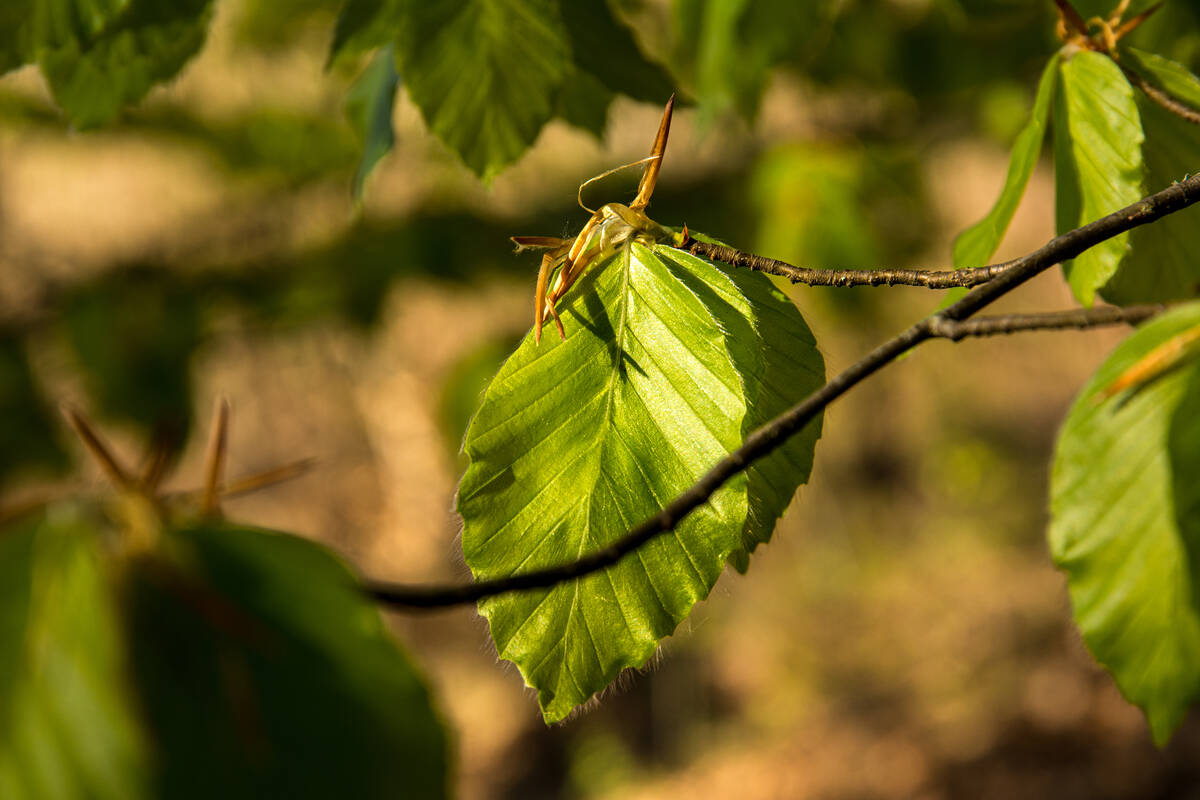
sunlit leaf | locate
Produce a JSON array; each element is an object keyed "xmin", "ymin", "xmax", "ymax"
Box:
[
  {"xmin": 397, "ymin": 0, "xmax": 570, "ymax": 179},
  {"xmin": 1103, "ymin": 48, "xmax": 1200, "ymax": 304},
  {"xmin": 658, "ymin": 247, "xmax": 824, "ymax": 571},
  {"xmin": 1050, "ymin": 302, "xmax": 1200, "ymax": 746},
  {"xmin": 954, "ymin": 54, "xmax": 1059, "ymax": 271},
  {"xmin": 1052, "ymin": 49, "xmax": 1145, "ymax": 306},
  {"xmin": 459, "ymin": 240, "xmax": 822, "ymax": 721},
  {"xmin": 345, "ymin": 44, "xmax": 400, "ymax": 201}
]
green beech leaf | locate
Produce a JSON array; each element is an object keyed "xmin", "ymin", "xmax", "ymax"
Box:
[
  {"xmin": 560, "ymin": 1, "xmax": 675, "ymax": 104},
  {"xmin": 345, "ymin": 45, "xmax": 400, "ymax": 201},
  {"xmin": 954, "ymin": 54, "xmax": 1059, "ymax": 271},
  {"xmin": 458, "ymin": 240, "xmax": 823, "ymax": 721},
  {"xmin": 0, "ymin": 501, "xmax": 449, "ymax": 798},
  {"xmin": 397, "ymin": 0, "xmax": 570, "ymax": 180},
  {"xmin": 1103, "ymin": 48, "xmax": 1200, "ymax": 304},
  {"xmin": 1050, "ymin": 302, "xmax": 1200, "ymax": 746},
  {"xmin": 1052, "ymin": 49, "xmax": 1145, "ymax": 306},
  {"xmin": 23, "ymin": 0, "xmax": 215, "ymax": 128},
  {"xmin": 657, "ymin": 247, "xmax": 824, "ymax": 571}
]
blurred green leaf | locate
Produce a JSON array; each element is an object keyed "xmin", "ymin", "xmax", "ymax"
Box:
[
  {"xmin": 954, "ymin": 54, "xmax": 1058, "ymax": 270},
  {"xmin": 0, "ymin": 333, "xmax": 69, "ymax": 486},
  {"xmin": 345, "ymin": 44, "xmax": 400, "ymax": 201},
  {"xmin": 25, "ymin": 0, "xmax": 215, "ymax": 128},
  {"xmin": 1050, "ymin": 302, "xmax": 1200, "ymax": 746},
  {"xmin": 0, "ymin": 500, "xmax": 450, "ymax": 798},
  {"xmin": 0, "ymin": 505, "xmax": 150, "ymax": 800},
  {"xmin": 555, "ymin": 69, "xmax": 615, "ymax": 138},
  {"xmin": 63, "ymin": 270, "xmax": 203, "ymax": 446},
  {"xmin": 459, "ymin": 240, "xmax": 821, "ymax": 721},
  {"xmin": 1053, "ymin": 49, "xmax": 1144, "ymax": 306},
  {"xmin": 674, "ymin": 0, "xmax": 828, "ymax": 121},
  {"xmin": 1104, "ymin": 48, "xmax": 1200, "ymax": 303},
  {"xmin": 560, "ymin": 1, "xmax": 675, "ymax": 103},
  {"xmin": 127, "ymin": 518, "xmax": 448, "ymax": 799},
  {"xmin": 398, "ymin": 0, "xmax": 570, "ymax": 180}
]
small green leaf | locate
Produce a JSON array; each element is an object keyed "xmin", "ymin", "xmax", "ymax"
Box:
[
  {"xmin": 345, "ymin": 44, "xmax": 400, "ymax": 201},
  {"xmin": 398, "ymin": 0, "xmax": 570, "ymax": 179},
  {"xmin": 954, "ymin": 54, "xmax": 1059, "ymax": 270},
  {"xmin": 560, "ymin": 1, "xmax": 675, "ymax": 104},
  {"xmin": 459, "ymin": 239, "xmax": 823, "ymax": 721},
  {"xmin": 1050, "ymin": 302, "xmax": 1200, "ymax": 746},
  {"xmin": 1104, "ymin": 48, "xmax": 1200, "ymax": 304},
  {"xmin": 32, "ymin": 0, "xmax": 214, "ymax": 128},
  {"xmin": 1052, "ymin": 49, "xmax": 1145, "ymax": 306}
]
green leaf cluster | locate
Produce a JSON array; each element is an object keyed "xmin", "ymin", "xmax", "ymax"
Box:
[
  {"xmin": 330, "ymin": 0, "xmax": 675, "ymax": 182},
  {"xmin": 457, "ymin": 240, "xmax": 823, "ymax": 722},
  {"xmin": 954, "ymin": 44, "xmax": 1200, "ymax": 306},
  {"xmin": 0, "ymin": 497, "xmax": 449, "ymax": 798},
  {"xmin": 0, "ymin": 0, "xmax": 214, "ymax": 128},
  {"xmin": 1051, "ymin": 302, "xmax": 1200, "ymax": 746}
]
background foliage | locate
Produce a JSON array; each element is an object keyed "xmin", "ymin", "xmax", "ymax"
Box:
[{"xmin": 4, "ymin": 0, "xmax": 1200, "ymax": 797}]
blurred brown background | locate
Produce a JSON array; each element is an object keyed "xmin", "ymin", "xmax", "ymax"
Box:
[{"xmin": 4, "ymin": 1, "xmax": 1200, "ymax": 797}]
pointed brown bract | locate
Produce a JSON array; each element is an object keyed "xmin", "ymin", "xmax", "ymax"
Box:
[
  {"xmin": 64, "ymin": 405, "xmax": 133, "ymax": 488},
  {"xmin": 632, "ymin": 94, "xmax": 674, "ymax": 213},
  {"xmin": 202, "ymin": 398, "xmax": 230, "ymax": 517},
  {"xmin": 514, "ymin": 95, "xmax": 678, "ymax": 344}
]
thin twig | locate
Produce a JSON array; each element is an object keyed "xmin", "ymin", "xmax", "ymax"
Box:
[
  {"xmin": 202, "ymin": 398, "xmax": 230, "ymax": 517},
  {"xmin": 928, "ymin": 304, "xmax": 1165, "ymax": 341},
  {"xmin": 63, "ymin": 406, "xmax": 133, "ymax": 489},
  {"xmin": 365, "ymin": 173, "xmax": 1200, "ymax": 610},
  {"xmin": 679, "ymin": 238, "xmax": 1011, "ymax": 288}
]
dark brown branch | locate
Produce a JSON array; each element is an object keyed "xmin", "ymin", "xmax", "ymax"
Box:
[
  {"xmin": 366, "ymin": 173, "xmax": 1200, "ymax": 610},
  {"xmin": 928, "ymin": 304, "xmax": 1165, "ymax": 341},
  {"xmin": 679, "ymin": 238, "xmax": 1010, "ymax": 288}
]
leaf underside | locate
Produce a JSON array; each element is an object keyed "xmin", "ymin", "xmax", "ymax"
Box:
[
  {"xmin": 1050, "ymin": 302, "xmax": 1200, "ymax": 746},
  {"xmin": 458, "ymin": 240, "xmax": 823, "ymax": 722}
]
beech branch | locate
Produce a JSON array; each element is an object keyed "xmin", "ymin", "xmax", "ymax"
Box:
[
  {"xmin": 928, "ymin": 304, "xmax": 1166, "ymax": 341},
  {"xmin": 679, "ymin": 239, "xmax": 1010, "ymax": 288},
  {"xmin": 365, "ymin": 173, "xmax": 1200, "ymax": 610}
]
